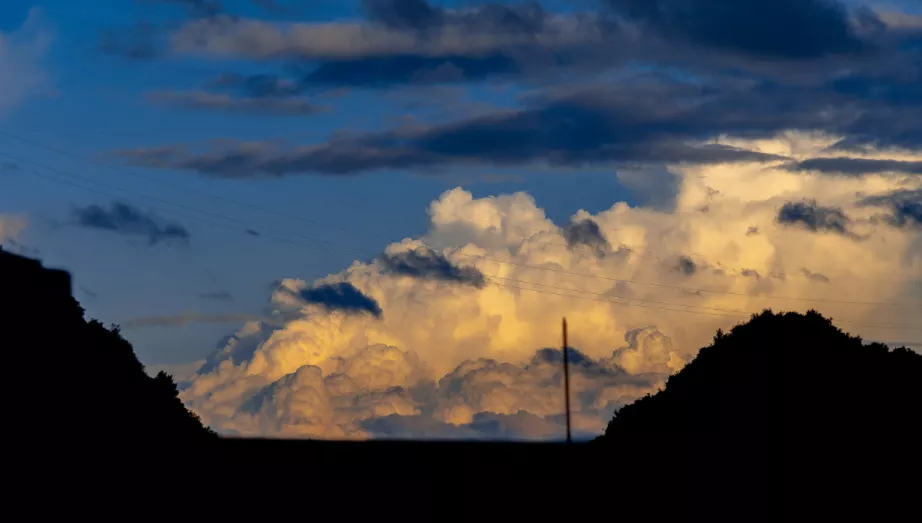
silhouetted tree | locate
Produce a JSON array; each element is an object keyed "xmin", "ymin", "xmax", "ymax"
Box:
[
  {"xmin": 2, "ymin": 250, "xmax": 215, "ymax": 454},
  {"xmin": 594, "ymin": 310, "xmax": 921, "ymax": 520}
]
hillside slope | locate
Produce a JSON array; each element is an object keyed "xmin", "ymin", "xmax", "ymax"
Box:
[{"xmin": 2, "ymin": 249, "xmax": 215, "ymax": 449}]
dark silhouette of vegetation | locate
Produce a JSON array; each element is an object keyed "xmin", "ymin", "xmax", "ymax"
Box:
[
  {"xmin": 2, "ymin": 249, "xmax": 215, "ymax": 448},
  {"xmin": 595, "ymin": 309, "xmax": 922, "ymax": 520},
  {"xmin": 3, "ymin": 249, "xmax": 918, "ymax": 520},
  {"xmin": 602, "ymin": 309, "xmax": 920, "ymax": 437}
]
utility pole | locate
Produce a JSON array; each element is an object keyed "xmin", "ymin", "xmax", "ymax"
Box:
[{"xmin": 562, "ymin": 317, "xmax": 572, "ymax": 444}]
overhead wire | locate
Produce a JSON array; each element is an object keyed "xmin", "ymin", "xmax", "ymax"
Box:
[
  {"xmin": 4, "ymin": 129, "xmax": 922, "ymax": 309},
  {"xmin": 9, "ymin": 156, "xmax": 922, "ymax": 333}
]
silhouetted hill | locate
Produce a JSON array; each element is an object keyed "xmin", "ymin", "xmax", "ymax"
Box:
[
  {"xmin": 4, "ymin": 250, "xmax": 918, "ymax": 520},
  {"xmin": 596, "ymin": 310, "xmax": 922, "ymax": 519},
  {"xmin": 602, "ymin": 309, "xmax": 920, "ymax": 436},
  {"xmin": 2, "ymin": 249, "xmax": 215, "ymax": 449}
]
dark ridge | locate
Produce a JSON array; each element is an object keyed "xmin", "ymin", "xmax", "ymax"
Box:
[
  {"xmin": 3, "ymin": 251, "xmax": 916, "ymax": 520},
  {"xmin": 596, "ymin": 309, "xmax": 921, "ymax": 519},
  {"xmin": 2, "ymin": 249, "xmax": 215, "ymax": 453}
]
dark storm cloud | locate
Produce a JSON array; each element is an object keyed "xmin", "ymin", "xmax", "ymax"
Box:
[
  {"xmin": 675, "ymin": 256, "xmax": 697, "ymax": 276},
  {"xmin": 859, "ymin": 189, "xmax": 922, "ymax": 228},
  {"xmin": 380, "ymin": 248, "xmax": 486, "ymax": 287},
  {"xmin": 114, "ymin": 78, "xmax": 796, "ymax": 177},
  {"xmin": 605, "ymin": 0, "xmax": 867, "ymax": 59},
  {"xmin": 109, "ymin": 1, "xmax": 922, "ymax": 163},
  {"xmin": 295, "ymin": 282, "xmax": 383, "ymax": 318},
  {"xmin": 786, "ymin": 157, "xmax": 922, "ymax": 176},
  {"xmin": 777, "ymin": 200, "xmax": 853, "ymax": 236},
  {"xmin": 72, "ymin": 201, "xmax": 191, "ymax": 245},
  {"xmin": 564, "ymin": 219, "xmax": 611, "ymax": 258}
]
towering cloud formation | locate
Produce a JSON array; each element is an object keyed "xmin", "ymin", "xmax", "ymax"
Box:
[{"xmin": 182, "ymin": 134, "xmax": 922, "ymax": 439}]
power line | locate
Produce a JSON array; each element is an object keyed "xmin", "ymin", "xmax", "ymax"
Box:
[
  {"xmin": 4, "ymin": 129, "xmax": 922, "ymax": 309},
  {"xmin": 15, "ymin": 163, "xmax": 922, "ymax": 333},
  {"xmin": 5, "ymin": 127, "xmax": 902, "ymax": 284},
  {"xmin": 0, "ymin": 152, "xmax": 367, "ymax": 255}
]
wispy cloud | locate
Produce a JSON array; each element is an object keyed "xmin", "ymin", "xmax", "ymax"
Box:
[{"xmin": 72, "ymin": 201, "xmax": 191, "ymax": 246}]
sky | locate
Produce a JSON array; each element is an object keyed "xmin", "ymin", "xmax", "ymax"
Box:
[{"xmin": 2, "ymin": 0, "xmax": 922, "ymax": 440}]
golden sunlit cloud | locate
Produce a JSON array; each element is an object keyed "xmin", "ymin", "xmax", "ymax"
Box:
[{"xmin": 182, "ymin": 133, "xmax": 922, "ymax": 439}]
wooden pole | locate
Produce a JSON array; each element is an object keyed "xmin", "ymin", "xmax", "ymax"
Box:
[{"xmin": 562, "ymin": 317, "xmax": 572, "ymax": 443}]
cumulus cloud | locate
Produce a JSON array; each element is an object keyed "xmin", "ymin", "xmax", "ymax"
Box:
[
  {"xmin": 179, "ymin": 134, "xmax": 922, "ymax": 440},
  {"xmin": 72, "ymin": 201, "xmax": 191, "ymax": 246},
  {"xmin": 0, "ymin": 8, "xmax": 51, "ymax": 113}
]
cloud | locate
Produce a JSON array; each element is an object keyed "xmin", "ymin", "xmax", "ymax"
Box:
[
  {"xmin": 200, "ymin": 290, "xmax": 234, "ymax": 302},
  {"xmin": 787, "ymin": 157, "xmax": 922, "ymax": 176},
  {"xmin": 859, "ymin": 189, "xmax": 922, "ymax": 228},
  {"xmin": 675, "ymin": 256, "xmax": 698, "ymax": 276},
  {"xmin": 801, "ymin": 268, "xmax": 831, "ymax": 283},
  {"xmin": 380, "ymin": 245, "xmax": 486, "ymax": 287},
  {"xmin": 72, "ymin": 201, "xmax": 191, "ymax": 245},
  {"xmin": 0, "ymin": 8, "xmax": 51, "ymax": 113},
  {"xmin": 145, "ymin": 90, "xmax": 323, "ymax": 115},
  {"xmin": 168, "ymin": 2, "xmax": 581, "ymax": 62},
  {"xmin": 777, "ymin": 200, "xmax": 853, "ymax": 236},
  {"xmin": 114, "ymin": 76, "xmax": 799, "ymax": 177},
  {"xmin": 179, "ymin": 136, "xmax": 922, "ymax": 439},
  {"xmin": 605, "ymin": 0, "xmax": 866, "ymax": 59},
  {"xmin": 615, "ymin": 165, "xmax": 682, "ymax": 211},
  {"xmin": 294, "ymin": 282, "xmax": 383, "ymax": 318},
  {"xmin": 564, "ymin": 219, "xmax": 611, "ymax": 258}
]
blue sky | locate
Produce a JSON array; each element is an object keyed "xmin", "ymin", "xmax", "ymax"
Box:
[
  {"xmin": 2, "ymin": 0, "xmax": 922, "ymax": 367},
  {"xmin": 0, "ymin": 0, "xmax": 636, "ymax": 364}
]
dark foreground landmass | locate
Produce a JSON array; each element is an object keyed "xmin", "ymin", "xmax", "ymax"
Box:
[{"xmin": 3, "ymin": 249, "xmax": 919, "ymax": 521}]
